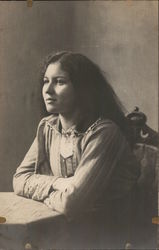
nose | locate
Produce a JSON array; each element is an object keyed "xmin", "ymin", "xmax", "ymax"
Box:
[{"xmin": 44, "ymin": 81, "xmax": 55, "ymax": 95}]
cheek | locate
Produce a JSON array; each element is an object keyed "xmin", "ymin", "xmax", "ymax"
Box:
[{"xmin": 56, "ymin": 86, "xmax": 75, "ymax": 102}]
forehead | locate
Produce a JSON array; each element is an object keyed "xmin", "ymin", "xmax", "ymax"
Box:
[{"xmin": 44, "ymin": 62, "xmax": 68, "ymax": 78}]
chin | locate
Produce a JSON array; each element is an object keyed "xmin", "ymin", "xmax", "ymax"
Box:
[
  {"xmin": 47, "ymin": 110, "xmax": 58, "ymax": 114},
  {"xmin": 45, "ymin": 106, "xmax": 58, "ymax": 114}
]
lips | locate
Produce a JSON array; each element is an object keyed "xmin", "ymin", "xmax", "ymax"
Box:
[{"xmin": 46, "ymin": 98, "xmax": 56, "ymax": 102}]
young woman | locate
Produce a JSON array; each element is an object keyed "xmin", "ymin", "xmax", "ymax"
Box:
[{"xmin": 13, "ymin": 51, "xmax": 140, "ymax": 248}]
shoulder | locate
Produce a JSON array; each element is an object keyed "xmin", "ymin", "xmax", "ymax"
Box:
[
  {"xmin": 38, "ymin": 114, "xmax": 58, "ymax": 128},
  {"xmin": 83, "ymin": 118, "xmax": 125, "ymax": 145},
  {"xmin": 86, "ymin": 118, "xmax": 122, "ymax": 136},
  {"xmin": 80, "ymin": 118, "xmax": 128, "ymax": 156},
  {"xmin": 36, "ymin": 114, "xmax": 59, "ymax": 137}
]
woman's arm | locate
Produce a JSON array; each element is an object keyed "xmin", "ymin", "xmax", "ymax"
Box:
[
  {"xmin": 13, "ymin": 119, "xmax": 59, "ymax": 201},
  {"xmin": 43, "ymin": 122, "xmax": 139, "ymax": 218}
]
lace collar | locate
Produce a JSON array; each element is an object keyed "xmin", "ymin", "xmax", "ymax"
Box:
[{"xmin": 46, "ymin": 114, "xmax": 102, "ymax": 136}]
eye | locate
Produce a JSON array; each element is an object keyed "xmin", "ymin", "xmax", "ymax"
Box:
[
  {"xmin": 56, "ymin": 78, "xmax": 68, "ymax": 85},
  {"xmin": 43, "ymin": 77, "xmax": 69, "ymax": 86}
]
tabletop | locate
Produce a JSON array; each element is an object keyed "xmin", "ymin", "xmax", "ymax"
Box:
[
  {"xmin": 0, "ymin": 192, "xmax": 60, "ymax": 224},
  {"xmin": 0, "ymin": 192, "xmax": 69, "ymax": 250}
]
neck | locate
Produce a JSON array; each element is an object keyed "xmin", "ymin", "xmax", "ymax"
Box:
[
  {"xmin": 59, "ymin": 110, "xmax": 99, "ymax": 132},
  {"xmin": 59, "ymin": 110, "xmax": 81, "ymax": 131}
]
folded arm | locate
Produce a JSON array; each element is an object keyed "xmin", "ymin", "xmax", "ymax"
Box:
[
  {"xmin": 13, "ymin": 137, "xmax": 59, "ymax": 201},
  {"xmin": 43, "ymin": 123, "xmax": 136, "ymax": 218}
]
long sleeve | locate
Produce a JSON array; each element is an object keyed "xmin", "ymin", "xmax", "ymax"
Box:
[
  {"xmin": 44, "ymin": 122, "xmax": 139, "ymax": 217},
  {"xmin": 13, "ymin": 122, "xmax": 59, "ymax": 201}
]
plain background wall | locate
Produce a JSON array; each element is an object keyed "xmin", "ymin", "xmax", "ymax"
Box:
[{"xmin": 0, "ymin": 1, "xmax": 158, "ymax": 191}]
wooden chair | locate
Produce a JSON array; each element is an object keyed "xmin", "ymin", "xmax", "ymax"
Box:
[{"xmin": 125, "ymin": 107, "xmax": 159, "ymax": 249}]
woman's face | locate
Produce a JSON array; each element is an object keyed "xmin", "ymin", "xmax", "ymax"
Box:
[{"xmin": 42, "ymin": 62, "xmax": 77, "ymax": 114}]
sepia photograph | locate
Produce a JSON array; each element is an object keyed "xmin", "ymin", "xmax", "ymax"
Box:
[{"xmin": 0, "ymin": 1, "xmax": 158, "ymax": 249}]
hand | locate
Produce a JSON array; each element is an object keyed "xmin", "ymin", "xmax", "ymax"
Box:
[
  {"xmin": 53, "ymin": 177, "xmax": 74, "ymax": 192},
  {"xmin": 44, "ymin": 197, "xmax": 53, "ymax": 209}
]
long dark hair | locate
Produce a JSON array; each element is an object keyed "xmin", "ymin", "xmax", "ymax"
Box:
[{"xmin": 40, "ymin": 51, "xmax": 130, "ymax": 140}]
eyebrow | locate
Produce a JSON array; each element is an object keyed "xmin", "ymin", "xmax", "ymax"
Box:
[{"xmin": 43, "ymin": 76, "xmax": 67, "ymax": 79}]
